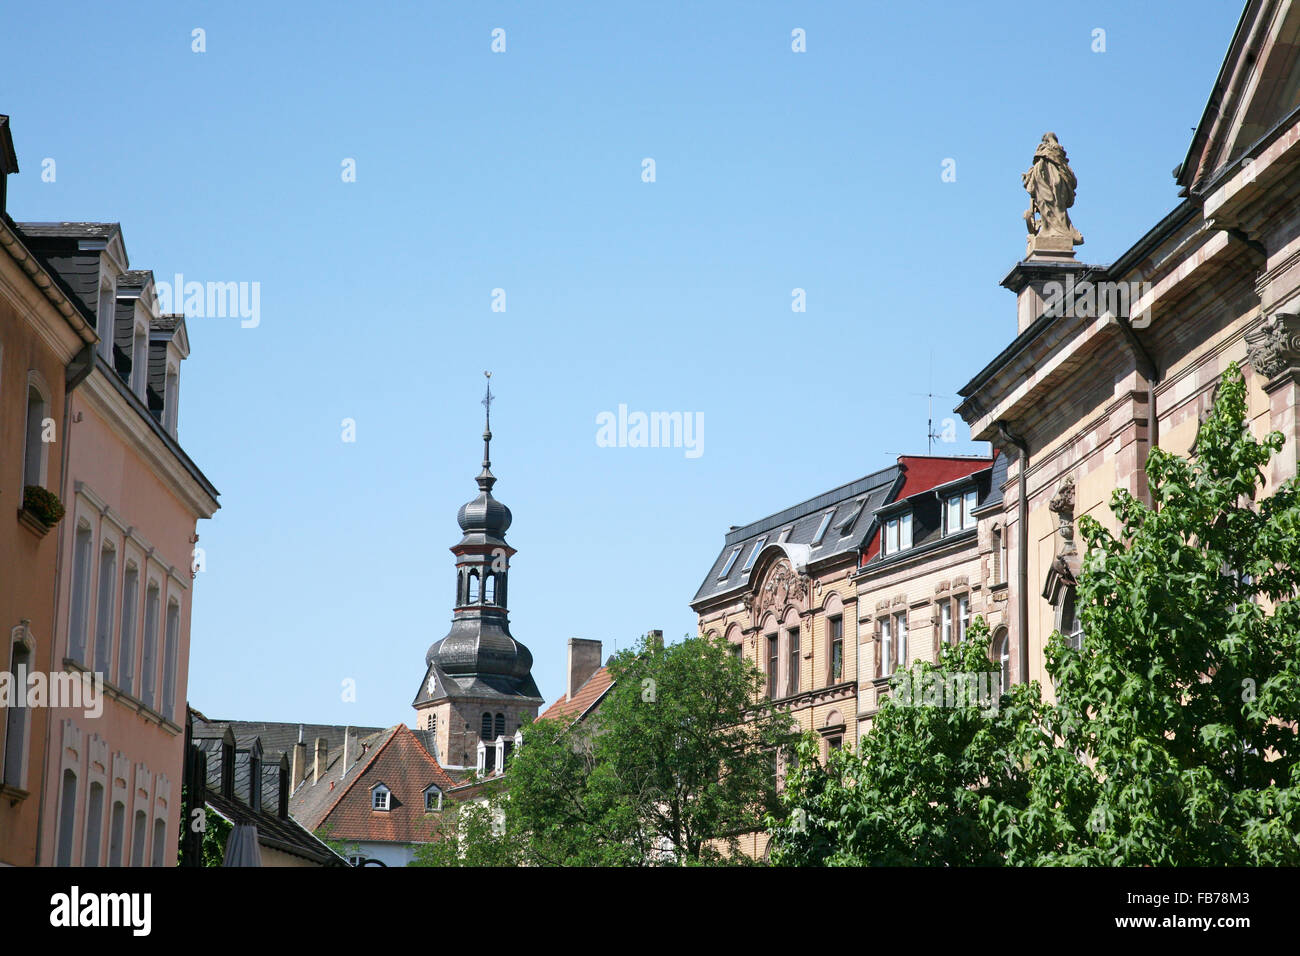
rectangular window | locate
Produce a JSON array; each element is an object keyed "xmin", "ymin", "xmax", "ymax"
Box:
[
  {"xmin": 68, "ymin": 525, "xmax": 93, "ymax": 665},
  {"xmin": 941, "ymin": 601, "xmax": 952, "ymax": 645},
  {"xmin": 883, "ymin": 512, "xmax": 912, "ymax": 556},
  {"xmin": 837, "ymin": 499, "xmax": 866, "ymax": 537},
  {"xmin": 787, "ymin": 628, "xmax": 800, "ymax": 697},
  {"xmin": 718, "ymin": 546, "xmax": 742, "ymax": 579},
  {"xmin": 161, "ymin": 602, "xmax": 180, "ymax": 720},
  {"xmin": 730, "ymin": 642, "xmax": 743, "ymax": 663},
  {"xmin": 767, "ymin": 634, "xmax": 778, "ymax": 700},
  {"xmin": 828, "ymin": 616, "xmax": 843, "ymax": 683},
  {"xmin": 743, "ymin": 537, "xmax": 768, "ymax": 573},
  {"xmin": 373, "ymin": 788, "xmax": 390, "ymax": 811},
  {"xmin": 94, "ymin": 546, "xmax": 116, "ymax": 673},
  {"xmin": 811, "ymin": 511, "xmax": 835, "ymax": 546},
  {"xmin": 957, "ymin": 595, "xmax": 970, "ymax": 641},
  {"xmin": 892, "ymin": 611, "xmax": 909, "ymax": 673},
  {"xmin": 880, "ymin": 617, "xmax": 891, "ymax": 677},
  {"xmin": 118, "ymin": 567, "xmax": 138, "ymax": 693},
  {"xmin": 141, "ymin": 585, "xmax": 159, "ymax": 709},
  {"xmin": 945, "ymin": 490, "xmax": 979, "ymax": 534}
]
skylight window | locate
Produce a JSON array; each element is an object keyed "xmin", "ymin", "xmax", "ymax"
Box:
[
  {"xmin": 718, "ymin": 546, "xmax": 742, "ymax": 579},
  {"xmin": 836, "ymin": 499, "xmax": 866, "ymax": 536},
  {"xmin": 742, "ymin": 537, "xmax": 767, "ymax": 573},
  {"xmin": 811, "ymin": 510, "xmax": 835, "ymax": 546}
]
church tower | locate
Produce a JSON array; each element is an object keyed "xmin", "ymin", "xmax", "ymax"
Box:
[{"xmin": 413, "ymin": 374, "xmax": 542, "ymax": 771}]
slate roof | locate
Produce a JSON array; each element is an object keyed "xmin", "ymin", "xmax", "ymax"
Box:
[
  {"xmin": 538, "ymin": 662, "xmax": 616, "ymax": 726},
  {"xmin": 16, "ymin": 221, "xmax": 120, "ymax": 238},
  {"xmin": 691, "ymin": 463, "xmax": 905, "ymax": 607},
  {"xmin": 192, "ymin": 718, "xmax": 386, "ymax": 766},
  {"xmin": 289, "ymin": 726, "xmax": 396, "ymax": 831},
  {"xmin": 190, "ymin": 733, "xmax": 344, "ymax": 866}
]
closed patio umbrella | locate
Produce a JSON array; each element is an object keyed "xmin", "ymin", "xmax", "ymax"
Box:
[{"xmin": 223, "ymin": 823, "xmax": 263, "ymax": 867}]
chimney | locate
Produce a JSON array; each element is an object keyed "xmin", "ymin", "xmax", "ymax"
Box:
[
  {"xmin": 0, "ymin": 115, "xmax": 17, "ymax": 216},
  {"xmin": 291, "ymin": 726, "xmax": 307, "ymax": 790},
  {"xmin": 645, "ymin": 629, "xmax": 664, "ymax": 651},
  {"xmin": 567, "ymin": 638, "xmax": 603, "ymax": 701},
  {"xmin": 313, "ymin": 737, "xmax": 328, "ymax": 784}
]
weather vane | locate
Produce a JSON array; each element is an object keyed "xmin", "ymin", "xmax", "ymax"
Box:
[{"xmin": 482, "ymin": 370, "xmax": 494, "ymax": 428}]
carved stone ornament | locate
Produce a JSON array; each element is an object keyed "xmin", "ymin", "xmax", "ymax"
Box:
[
  {"xmin": 759, "ymin": 562, "xmax": 809, "ymax": 611},
  {"xmin": 1049, "ymin": 475, "xmax": 1077, "ymax": 557},
  {"xmin": 1244, "ymin": 312, "xmax": 1300, "ymax": 384},
  {"xmin": 1022, "ymin": 132, "xmax": 1084, "ymax": 245}
]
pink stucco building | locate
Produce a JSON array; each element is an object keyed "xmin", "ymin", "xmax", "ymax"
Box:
[{"xmin": 16, "ymin": 223, "xmax": 219, "ymax": 866}]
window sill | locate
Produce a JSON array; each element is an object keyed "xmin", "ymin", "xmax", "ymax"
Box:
[{"xmin": 17, "ymin": 507, "xmax": 53, "ymax": 539}]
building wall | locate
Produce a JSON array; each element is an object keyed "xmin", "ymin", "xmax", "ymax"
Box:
[
  {"xmin": 697, "ymin": 553, "xmax": 860, "ymax": 760},
  {"xmin": 854, "ymin": 534, "xmax": 991, "ymax": 731},
  {"xmin": 36, "ymin": 366, "xmax": 212, "ymax": 865},
  {"xmin": 0, "ymin": 242, "xmax": 89, "ymax": 866}
]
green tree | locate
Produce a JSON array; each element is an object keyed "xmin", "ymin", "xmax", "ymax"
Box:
[
  {"xmin": 409, "ymin": 778, "xmax": 525, "ymax": 867},
  {"xmin": 1017, "ymin": 363, "xmax": 1300, "ymax": 864},
  {"xmin": 415, "ymin": 632, "xmax": 798, "ymax": 866},
  {"xmin": 767, "ymin": 619, "xmax": 1055, "ymax": 865},
  {"xmin": 770, "ymin": 364, "xmax": 1300, "ymax": 865}
]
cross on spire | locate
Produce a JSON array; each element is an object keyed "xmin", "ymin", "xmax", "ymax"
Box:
[{"xmin": 477, "ymin": 371, "xmax": 497, "ymax": 492}]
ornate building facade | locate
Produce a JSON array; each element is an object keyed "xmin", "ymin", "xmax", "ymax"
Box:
[
  {"xmin": 956, "ymin": 0, "xmax": 1300, "ymax": 691},
  {"xmin": 412, "ymin": 378, "xmax": 542, "ymax": 772}
]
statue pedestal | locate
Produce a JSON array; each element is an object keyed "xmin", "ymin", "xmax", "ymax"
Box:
[{"xmin": 1025, "ymin": 233, "xmax": 1077, "ymax": 261}]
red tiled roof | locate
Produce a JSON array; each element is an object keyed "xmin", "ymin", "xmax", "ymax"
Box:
[
  {"xmin": 318, "ymin": 724, "xmax": 460, "ymax": 845},
  {"xmin": 538, "ymin": 665, "xmax": 615, "ymax": 725},
  {"xmin": 860, "ymin": 454, "xmax": 993, "ymax": 563}
]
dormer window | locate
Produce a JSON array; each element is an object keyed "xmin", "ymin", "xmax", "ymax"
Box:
[
  {"xmin": 424, "ymin": 785, "xmax": 443, "ymax": 812},
  {"xmin": 881, "ymin": 512, "xmax": 912, "ymax": 556},
  {"xmin": 96, "ymin": 278, "xmax": 116, "ymax": 358},
  {"xmin": 742, "ymin": 537, "xmax": 767, "ymax": 573},
  {"xmin": 943, "ymin": 489, "xmax": 978, "ymax": 535},
  {"xmin": 718, "ymin": 546, "xmax": 742, "ymax": 579},
  {"xmin": 372, "ymin": 783, "xmax": 391, "ymax": 811}
]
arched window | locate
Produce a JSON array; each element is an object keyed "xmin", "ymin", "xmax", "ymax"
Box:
[
  {"xmin": 494, "ymin": 713, "xmax": 505, "ymax": 738},
  {"xmin": 467, "ymin": 570, "xmax": 480, "ymax": 604},
  {"xmin": 161, "ymin": 600, "xmax": 180, "ymax": 720},
  {"xmin": 118, "ymin": 564, "xmax": 139, "ymax": 693},
  {"xmin": 481, "ymin": 713, "xmax": 493, "ymax": 741},
  {"xmin": 483, "ymin": 573, "xmax": 496, "ymax": 604},
  {"xmin": 23, "ymin": 379, "xmax": 49, "ymax": 489},
  {"xmin": 94, "ymin": 542, "xmax": 117, "ymax": 672},
  {"xmin": 141, "ymin": 582, "xmax": 160, "ymax": 709},
  {"xmin": 993, "ymin": 627, "xmax": 1011, "ymax": 690},
  {"xmin": 56, "ymin": 768, "xmax": 78, "ymax": 866},
  {"xmin": 84, "ymin": 782, "xmax": 104, "ymax": 866},
  {"xmin": 68, "ymin": 521, "xmax": 93, "ymax": 665}
]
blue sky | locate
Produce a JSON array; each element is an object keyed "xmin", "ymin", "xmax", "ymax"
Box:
[{"xmin": 3, "ymin": 1, "xmax": 1244, "ymax": 728}]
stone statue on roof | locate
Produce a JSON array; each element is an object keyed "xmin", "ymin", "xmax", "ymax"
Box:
[{"xmin": 1022, "ymin": 132, "xmax": 1084, "ymax": 252}]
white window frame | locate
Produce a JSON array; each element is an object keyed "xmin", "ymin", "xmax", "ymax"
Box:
[
  {"xmin": 882, "ymin": 511, "xmax": 912, "ymax": 556},
  {"xmin": 372, "ymin": 784, "xmax": 391, "ymax": 811},
  {"xmin": 742, "ymin": 537, "xmax": 767, "ymax": 573},
  {"xmin": 424, "ymin": 785, "xmax": 443, "ymax": 812}
]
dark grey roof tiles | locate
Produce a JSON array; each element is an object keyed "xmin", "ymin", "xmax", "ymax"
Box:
[
  {"xmin": 16, "ymin": 221, "xmax": 119, "ymax": 238},
  {"xmin": 691, "ymin": 463, "xmax": 903, "ymax": 607}
]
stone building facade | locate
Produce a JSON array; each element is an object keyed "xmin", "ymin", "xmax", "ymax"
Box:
[{"xmin": 956, "ymin": 0, "xmax": 1300, "ymax": 690}]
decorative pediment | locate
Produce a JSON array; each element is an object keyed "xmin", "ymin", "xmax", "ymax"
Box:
[{"xmin": 757, "ymin": 560, "xmax": 809, "ymax": 613}]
